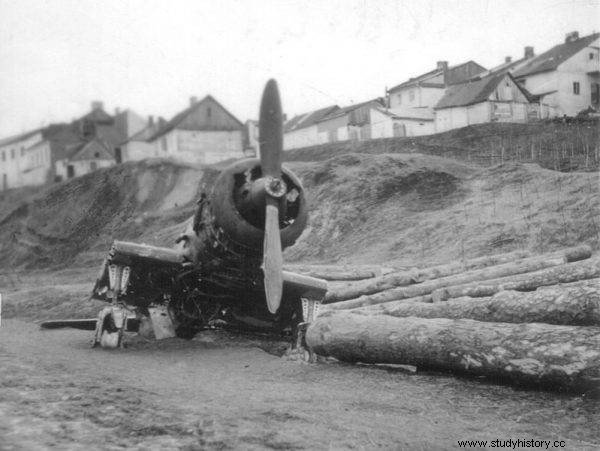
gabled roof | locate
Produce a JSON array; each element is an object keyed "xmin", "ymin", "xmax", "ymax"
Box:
[
  {"xmin": 388, "ymin": 60, "xmax": 487, "ymax": 92},
  {"xmin": 434, "ymin": 72, "xmax": 529, "ymax": 110},
  {"xmin": 513, "ymin": 32, "xmax": 600, "ymax": 78},
  {"xmin": 148, "ymin": 95, "xmax": 244, "ymax": 142},
  {"xmin": 317, "ymin": 98, "xmax": 385, "ymax": 122},
  {"xmin": 123, "ymin": 119, "xmax": 166, "ymax": 144},
  {"xmin": 69, "ymin": 138, "xmax": 114, "ymax": 161},
  {"xmin": 284, "ymin": 105, "xmax": 339, "ymax": 132}
]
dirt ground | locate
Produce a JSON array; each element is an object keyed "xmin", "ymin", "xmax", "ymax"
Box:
[
  {"xmin": 1, "ymin": 315, "xmax": 599, "ymax": 450},
  {"xmin": 1, "ymin": 154, "xmax": 599, "ymax": 449}
]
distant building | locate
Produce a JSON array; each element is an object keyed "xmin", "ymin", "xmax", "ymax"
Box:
[
  {"xmin": 434, "ymin": 72, "xmax": 531, "ymax": 133},
  {"xmin": 283, "ymin": 105, "xmax": 339, "ymax": 150},
  {"xmin": 511, "ymin": 31, "xmax": 600, "ymax": 117},
  {"xmin": 314, "ymin": 99, "xmax": 386, "ymax": 144},
  {"xmin": 372, "ymin": 107, "xmax": 435, "ymax": 137},
  {"xmin": 0, "ymin": 101, "xmax": 147, "ymax": 189},
  {"xmin": 388, "ymin": 60, "xmax": 486, "ymax": 111},
  {"xmin": 0, "ymin": 129, "xmax": 47, "ymax": 191},
  {"xmin": 146, "ymin": 96, "xmax": 244, "ymax": 165},
  {"xmin": 243, "ymin": 120, "xmax": 259, "ymax": 157},
  {"xmin": 121, "ymin": 116, "xmax": 166, "ymax": 162},
  {"xmin": 55, "ymin": 138, "xmax": 115, "ymax": 180}
]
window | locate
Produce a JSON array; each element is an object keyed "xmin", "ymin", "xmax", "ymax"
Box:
[
  {"xmin": 573, "ymin": 82, "xmax": 580, "ymax": 95},
  {"xmin": 590, "ymin": 53, "xmax": 595, "ymax": 60},
  {"xmin": 592, "ymin": 83, "xmax": 600, "ymax": 105}
]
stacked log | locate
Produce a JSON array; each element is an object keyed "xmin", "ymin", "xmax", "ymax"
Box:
[
  {"xmin": 305, "ymin": 312, "xmax": 600, "ymax": 391},
  {"xmin": 431, "ymin": 257, "xmax": 600, "ymax": 302},
  {"xmin": 348, "ymin": 279, "xmax": 600, "ymax": 326},
  {"xmin": 324, "ymin": 254, "xmax": 599, "ymax": 311},
  {"xmin": 283, "ymin": 264, "xmax": 394, "ymax": 281},
  {"xmin": 302, "ymin": 246, "xmax": 599, "ymax": 391}
]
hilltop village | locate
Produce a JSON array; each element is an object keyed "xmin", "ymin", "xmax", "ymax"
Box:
[{"xmin": 1, "ymin": 30, "xmax": 598, "ymax": 191}]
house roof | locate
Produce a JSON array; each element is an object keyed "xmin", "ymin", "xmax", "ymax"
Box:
[
  {"xmin": 123, "ymin": 119, "xmax": 166, "ymax": 144},
  {"xmin": 388, "ymin": 60, "xmax": 486, "ymax": 92},
  {"xmin": 317, "ymin": 98, "xmax": 385, "ymax": 122},
  {"xmin": 284, "ymin": 105, "xmax": 339, "ymax": 132},
  {"xmin": 69, "ymin": 138, "xmax": 114, "ymax": 162},
  {"xmin": 434, "ymin": 72, "xmax": 529, "ymax": 109},
  {"xmin": 0, "ymin": 129, "xmax": 42, "ymax": 147},
  {"xmin": 148, "ymin": 95, "xmax": 244, "ymax": 142},
  {"xmin": 513, "ymin": 32, "xmax": 600, "ymax": 78}
]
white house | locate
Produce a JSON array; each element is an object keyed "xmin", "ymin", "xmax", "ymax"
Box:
[
  {"xmin": 147, "ymin": 96, "xmax": 245, "ymax": 165},
  {"xmin": 512, "ymin": 31, "xmax": 600, "ymax": 117},
  {"xmin": 0, "ymin": 129, "xmax": 46, "ymax": 191},
  {"xmin": 283, "ymin": 105, "xmax": 339, "ymax": 150},
  {"xmin": 372, "ymin": 107, "xmax": 435, "ymax": 137},
  {"xmin": 434, "ymin": 72, "xmax": 531, "ymax": 133},
  {"xmin": 313, "ymin": 99, "xmax": 386, "ymax": 144},
  {"xmin": 20, "ymin": 139, "xmax": 52, "ymax": 187},
  {"xmin": 122, "ymin": 116, "xmax": 166, "ymax": 162},
  {"xmin": 387, "ymin": 60, "xmax": 486, "ymax": 111},
  {"xmin": 55, "ymin": 138, "xmax": 115, "ymax": 180}
]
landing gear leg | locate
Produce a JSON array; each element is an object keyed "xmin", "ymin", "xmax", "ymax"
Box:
[
  {"xmin": 92, "ymin": 264, "xmax": 131, "ymax": 348},
  {"xmin": 292, "ymin": 296, "xmax": 322, "ymax": 362}
]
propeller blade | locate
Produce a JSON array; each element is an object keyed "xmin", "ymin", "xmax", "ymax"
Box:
[
  {"xmin": 259, "ymin": 79, "xmax": 283, "ymax": 178},
  {"xmin": 263, "ymin": 196, "xmax": 283, "ymax": 313},
  {"xmin": 259, "ymin": 79, "xmax": 285, "ymax": 313}
]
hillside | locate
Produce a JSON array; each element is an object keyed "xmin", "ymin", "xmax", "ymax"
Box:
[
  {"xmin": 0, "ymin": 150, "xmax": 598, "ymax": 271},
  {"xmin": 285, "ymin": 121, "xmax": 600, "ymax": 171}
]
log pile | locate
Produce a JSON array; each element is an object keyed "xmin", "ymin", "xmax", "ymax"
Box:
[{"xmin": 295, "ymin": 245, "xmax": 600, "ymax": 391}]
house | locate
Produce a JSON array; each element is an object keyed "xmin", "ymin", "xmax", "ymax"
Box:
[
  {"xmin": 511, "ymin": 31, "xmax": 600, "ymax": 117},
  {"xmin": 0, "ymin": 129, "xmax": 46, "ymax": 191},
  {"xmin": 55, "ymin": 138, "xmax": 115, "ymax": 180},
  {"xmin": 121, "ymin": 116, "xmax": 166, "ymax": 162},
  {"xmin": 146, "ymin": 96, "xmax": 245, "ymax": 165},
  {"xmin": 372, "ymin": 107, "xmax": 435, "ymax": 137},
  {"xmin": 283, "ymin": 105, "xmax": 339, "ymax": 150},
  {"xmin": 315, "ymin": 99, "xmax": 385, "ymax": 144},
  {"xmin": 387, "ymin": 60, "xmax": 487, "ymax": 112},
  {"xmin": 0, "ymin": 101, "xmax": 147, "ymax": 189},
  {"xmin": 75, "ymin": 102, "xmax": 146, "ymax": 163},
  {"xmin": 243, "ymin": 120, "xmax": 259, "ymax": 157},
  {"xmin": 20, "ymin": 139, "xmax": 52, "ymax": 188},
  {"xmin": 434, "ymin": 72, "xmax": 531, "ymax": 133}
]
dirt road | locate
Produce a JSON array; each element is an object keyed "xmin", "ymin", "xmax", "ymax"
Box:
[{"xmin": 1, "ymin": 319, "xmax": 598, "ymax": 450}]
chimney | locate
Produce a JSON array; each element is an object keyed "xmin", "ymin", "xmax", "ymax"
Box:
[
  {"xmin": 505, "ymin": 56, "xmax": 512, "ymax": 63},
  {"xmin": 436, "ymin": 60, "xmax": 449, "ymax": 85},
  {"xmin": 524, "ymin": 46, "xmax": 534, "ymax": 59},
  {"xmin": 190, "ymin": 96, "xmax": 198, "ymax": 106},
  {"xmin": 148, "ymin": 115, "xmax": 154, "ymax": 126},
  {"xmin": 91, "ymin": 101, "xmax": 103, "ymax": 111},
  {"xmin": 114, "ymin": 107, "xmax": 121, "ymax": 115},
  {"xmin": 565, "ymin": 31, "xmax": 579, "ymax": 43}
]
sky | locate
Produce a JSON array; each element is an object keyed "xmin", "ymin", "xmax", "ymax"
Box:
[{"xmin": 0, "ymin": 0, "xmax": 598, "ymax": 137}]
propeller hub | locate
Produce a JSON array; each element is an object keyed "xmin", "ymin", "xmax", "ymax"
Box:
[{"xmin": 264, "ymin": 176, "xmax": 287, "ymax": 199}]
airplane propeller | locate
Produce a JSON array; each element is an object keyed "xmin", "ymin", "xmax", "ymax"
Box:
[{"xmin": 259, "ymin": 79, "xmax": 286, "ymax": 314}]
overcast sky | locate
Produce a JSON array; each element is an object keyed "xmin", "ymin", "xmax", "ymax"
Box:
[{"xmin": 0, "ymin": 0, "xmax": 598, "ymax": 137}]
